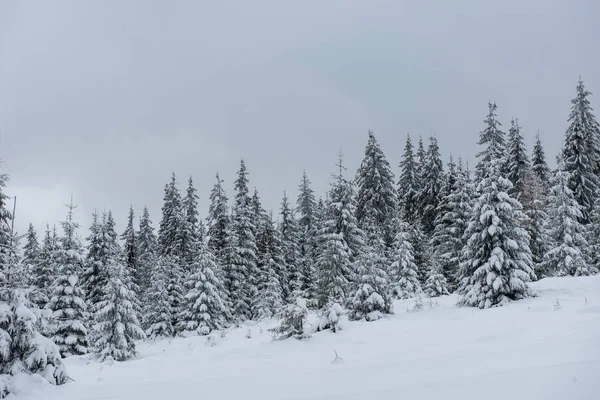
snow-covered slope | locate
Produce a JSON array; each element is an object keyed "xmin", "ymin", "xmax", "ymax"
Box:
[{"xmin": 19, "ymin": 276, "xmax": 600, "ymax": 400}]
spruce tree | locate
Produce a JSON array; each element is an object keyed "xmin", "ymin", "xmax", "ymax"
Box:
[
  {"xmin": 158, "ymin": 173, "xmax": 184, "ymax": 257},
  {"xmin": 279, "ymin": 191, "xmax": 299, "ymax": 298},
  {"xmin": 423, "ymin": 258, "xmax": 449, "ymax": 297},
  {"xmin": 229, "ymin": 160, "xmax": 259, "ymax": 320},
  {"xmin": 355, "ymin": 130, "xmax": 397, "ymax": 245},
  {"xmin": 520, "ymin": 170, "xmax": 550, "ymax": 277},
  {"xmin": 143, "ymin": 255, "xmax": 174, "ymax": 338},
  {"xmin": 431, "ymin": 157, "xmax": 472, "ymax": 291},
  {"xmin": 22, "ymin": 223, "xmax": 40, "ymax": 280},
  {"xmin": 505, "ymin": 118, "xmax": 530, "ymax": 198},
  {"xmin": 48, "ymin": 199, "xmax": 89, "ymax": 357},
  {"xmin": 457, "ymin": 157, "xmax": 534, "ymax": 309},
  {"xmin": 316, "ymin": 152, "xmax": 364, "ymax": 307},
  {"xmin": 531, "ymin": 132, "xmax": 551, "ymax": 192},
  {"xmin": 0, "ymin": 169, "xmax": 67, "ymax": 394},
  {"xmin": 414, "ymin": 136, "xmax": 427, "ymax": 216},
  {"xmin": 419, "ymin": 136, "xmax": 444, "ymax": 235},
  {"xmin": 296, "ymin": 172, "xmax": 318, "ymax": 299},
  {"xmin": 543, "ymin": 164, "xmax": 594, "ymax": 277},
  {"xmin": 398, "ymin": 135, "xmax": 420, "ymax": 223},
  {"xmin": 207, "ymin": 173, "xmax": 230, "ymax": 263},
  {"xmin": 389, "ymin": 221, "xmax": 422, "ymax": 299},
  {"xmin": 562, "ymin": 78, "xmax": 600, "ymax": 223},
  {"xmin": 476, "ymin": 102, "xmax": 506, "ymax": 180},
  {"xmin": 588, "ymin": 200, "xmax": 600, "ymax": 271},
  {"xmin": 121, "ymin": 206, "xmax": 140, "ymax": 295},
  {"xmin": 180, "ymin": 176, "xmax": 201, "ymax": 266},
  {"xmin": 30, "ymin": 225, "xmax": 55, "ymax": 309},
  {"xmin": 178, "ymin": 244, "xmax": 229, "ymax": 335},
  {"xmin": 81, "ymin": 212, "xmax": 106, "ymax": 310},
  {"xmin": 349, "ymin": 223, "xmax": 393, "ymax": 321},
  {"xmin": 253, "ymin": 213, "xmax": 284, "ymax": 319},
  {"xmin": 137, "ymin": 206, "xmax": 157, "ymax": 296},
  {"xmin": 93, "ymin": 255, "xmax": 144, "ymax": 361}
]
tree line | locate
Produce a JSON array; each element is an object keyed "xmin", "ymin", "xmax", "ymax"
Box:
[{"xmin": 0, "ymin": 78, "xmax": 599, "ymax": 396}]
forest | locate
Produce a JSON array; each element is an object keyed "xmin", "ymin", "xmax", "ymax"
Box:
[{"xmin": 0, "ymin": 78, "xmax": 599, "ymax": 397}]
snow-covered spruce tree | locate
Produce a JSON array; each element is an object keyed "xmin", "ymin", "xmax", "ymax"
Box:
[
  {"xmin": 431, "ymin": 157, "xmax": 472, "ymax": 291},
  {"xmin": 355, "ymin": 130, "xmax": 397, "ymax": 247},
  {"xmin": 349, "ymin": 224, "xmax": 393, "ymax": 322},
  {"xmin": 543, "ymin": 164, "xmax": 594, "ymax": 277},
  {"xmin": 423, "ymin": 258, "xmax": 449, "ymax": 298},
  {"xmin": 520, "ymin": 170, "xmax": 550, "ymax": 277},
  {"xmin": 81, "ymin": 212, "xmax": 106, "ymax": 312},
  {"xmin": 166, "ymin": 254, "xmax": 184, "ymax": 332},
  {"xmin": 389, "ymin": 221, "xmax": 422, "ymax": 299},
  {"xmin": 229, "ymin": 160, "xmax": 259, "ymax": 320},
  {"xmin": 398, "ymin": 135, "xmax": 420, "ymax": 223},
  {"xmin": 93, "ymin": 255, "xmax": 144, "ymax": 361},
  {"xmin": 412, "ymin": 136, "xmax": 428, "ymax": 218},
  {"xmin": 158, "ymin": 173, "xmax": 184, "ymax": 257},
  {"xmin": 269, "ymin": 297, "xmax": 310, "ymax": 340},
  {"xmin": 47, "ymin": 199, "xmax": 89, "ymax": 357},
  {"xmin": 316, "ymin": 152, "xmax": 364, "ymax": 308},
  {"xmin": 457, "ymin": 157, "xmax": 535, "ymax": 309},
  {"xmin": 562, "ymin": 78, "xmax": 600, "ymax": 223},
  {"xmin": 121, "ymin": 206, "xmax": 140, "ymax": 296},
  {"xmin": 531, "ymin": 132, "xmax": 552, "ymax": 192},
  {"xmin": 252, "ymin": 213, "xmax": 284, "ymax": 319},
  {"xmin": 505, "ymin": 118, "xmax": 531, "ymax": 198},
  {"xmin": 22, "ymin": 223, "xmax": 40, "ymax": 281},
  {"xmin": 475, "ymin": 102, "xmax": 506, "ymax": 181},
  {"xmin": 279, "ymin": 191, "xmax": 300, "ymax": 298},
  {"xmin": 0, "ymin": 169, "xmax": 67, "ymax": 394},
  {"xmin": 588, "ymin": 200, "xmax": 600, "ymax": 271},
  {"xmin": 178, "ymin": 244, "xmax": 229, "ymax": 335},
  {"xmin": 143, "ymin": 255, "xmax": 174, "ymax": 338},
  {"xmin": 207, "ymin": 173, "xmax": 230, "ymax": 264},
  {"xmin": 29, "ymin": 225, "xmax": 55, "ymax": 309},
  {"xmin": 419, "ymin": 136, "xmax": 444, "ymax": 235},
  {"xmin": 409, "ymin": 223, "xmax": 432, "ymax": 286},
  {"xmin": 137, "ymin": 206, "xmax": 158, "ymax": 296},
  {"xmin": 296, "ymin": 172, "xmax": 318, "ymax": 300},
  {"xmin": 179, "ymin": 176, "xmax": 201, "ymax": 268}
]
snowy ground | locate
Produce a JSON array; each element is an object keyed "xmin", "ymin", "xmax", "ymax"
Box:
[{"xmin": 18, "ymin": 276, "xmax": 600, "ymax": 400}]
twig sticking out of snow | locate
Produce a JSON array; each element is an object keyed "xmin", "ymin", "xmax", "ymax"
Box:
[
  {"xmin": 553, "ymin": 298, "xmax": 561, "ymax": 311},
  {"xmin": 584, "ymin": 297, "xmax": 588, "ymax": 305},
  {"xmin": 331, "ymin": 350, "xmax": 344, "ymax": 364}
]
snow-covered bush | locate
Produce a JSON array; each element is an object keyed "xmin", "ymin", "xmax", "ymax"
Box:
[
  {"xmin": 316, "ymin": 302, "xmax": 343, "ymax": 333},
  {"xmin": 269, "ymin": 297, "xmax": 310, "ymax": 340}
]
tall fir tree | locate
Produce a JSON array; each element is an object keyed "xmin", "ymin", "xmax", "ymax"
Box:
[
  {"xmin": 561, "ymin": 78, "xmax": 600, "ymax": 223},
  {"xmin": 137, "ymin": 206, "xmax": 157, "ymax": 296},
  {"xmin": 22, "ymin": 223, "xmax": 40, "ymax": 281},
  {"xmin": 431, "ymin": 157, "xmax": 472, "ymax": 291},
  {"xmin": 81, "ymin": 212, "xmax": 105, "ymax": 310},
  {"xmin": 30, "ymin": 224, "xmax": 57, "ymax": 309},
  {"xmin": 296, "ymin": 172, "xmax": 318, "ymax": 299},
  {"xmin": 531, "ymin": 132, "xmax": 551, "ymax": 192},
  {"xmin": 121, "ymin": 206, "xmax": 140, "ymax": 295},
  {"xmin": 316, "ymin": 152, "xmax": 364, "ymax": 307},
  {"xmin": 457, "ymin": 156, "xmax": 534, "ymax": 309},
  {"xmin": 0, "ymin": 169, "xmax": 67, "ymax": 394},
  {"xmin": 93, "ymin": 254, "xmax": 144, "ymax": 361},
  {"xmin": 207, "ymin": 172, "xmax": 230, "ymax": 264},
  {"xmin": 179, "ymin": 176, "xmax": 201, "ymax": 267},
  {"xmin": 355, "ymin": 130, "xmax": 397, "ymax": 246},
  {"xmin": 158, "ymin": 173, "xmax": 184, "ymax": 257},
  {"xmin": 475, "ymin": 102, "xmax": 506, "ymax": 180},
  {"xmin": 178, "ymin": 243, "xmax": 230, "ymax": 335},
  {"xmin": 505, "ymin": 118, "xmax": 531, "ymax": 198},
  {"xmin": 143, "ymin": 255, "xmax": 175, "ymax": 338},
  {"xmin": 543, "ymin": 164, "xmax": 594, "ymax": 277},
  {"xmin": 398, "ymin": 135, "xmax": 420, "ymax": 223},
  {"xmin": 419, "ymin": 136, "xmax": 444, "ymax": 235},
  {"xmin": 48, "ymin": 199, "xmax": 89, "ymax": 356},
  {"xmin": 414, "ymin": 136, "xmax": 428, "ymax": 217},
  {"xmin": 229, "ymin": 160, "xmax": 259, "ymax": 320},
  {"xmin": 520, "ymin": 170, "xmax": 550, "ymax": 277},
  {"xmin": 389, "ymin": 221, "xmax": 422, "ymax": 299},
  {"xmin": 279, "ymin": 191, "xmax": 299, "ymax": 298},
  {"xmin": 253, "ymin": 213, "xmax": 285, "ymax": 318}
]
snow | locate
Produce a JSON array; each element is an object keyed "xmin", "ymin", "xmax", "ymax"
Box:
[{"xmin": 18, "ymin": 276, "xmax": 600, "ymax": 400}]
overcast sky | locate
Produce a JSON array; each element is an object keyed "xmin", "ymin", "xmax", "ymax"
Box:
[{"xmin": 1, "ymin": 0, "xmax": 599, "ymax": 239}]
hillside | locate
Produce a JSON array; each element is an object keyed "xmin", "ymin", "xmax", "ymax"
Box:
[{"xmin": 18, "ymin": 275, "xmax": 600, "ymax": 400}]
